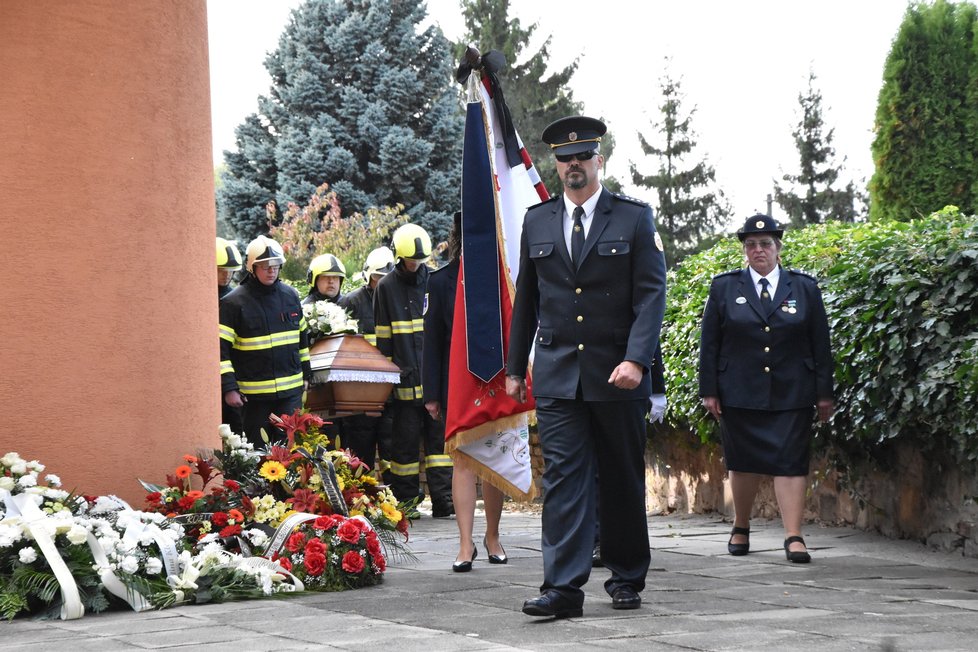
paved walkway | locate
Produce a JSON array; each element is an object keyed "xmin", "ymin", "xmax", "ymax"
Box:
[{"xmin": 4, "ymin": 509, "xmax": 978, "ymax": 651}]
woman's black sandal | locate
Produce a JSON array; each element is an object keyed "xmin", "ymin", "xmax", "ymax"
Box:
[
  {"xmin": 727, "ymin": 526, "xmax": 750, "ymax": 556},
  {"xmin": 784, "ymin": 536, "xmax": 811, "ymax": 563}
]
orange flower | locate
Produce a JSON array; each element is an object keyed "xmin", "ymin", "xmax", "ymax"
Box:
[
  {"xmin": 185, "ymin": 490, "xmax": 204, "ymax": 500},
  {"xmin": 228, "ymin": 509, "xmax": 244, "ymax": 523},
  {"xmin": 175, "ymin": 465, "xmax": 193, "ymax": 479},
  {"xmin": 183, "ymin": 454, "xmax": 198, "ymax": 463}
]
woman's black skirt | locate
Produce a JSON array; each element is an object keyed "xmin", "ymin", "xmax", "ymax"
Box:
[{"xmin": 719, "ymin": 406, "xmax": 814, "ymax": 476}]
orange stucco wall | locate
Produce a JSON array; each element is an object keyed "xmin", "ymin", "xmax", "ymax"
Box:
[{"xmin": 0, "ymin": 1, "xmax": 217, "ymax": 503}]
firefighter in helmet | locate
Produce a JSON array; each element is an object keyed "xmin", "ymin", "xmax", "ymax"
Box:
[
  {"xmin": 216, "ymin": 237, "xmax": 242, "ymax": 300},
  {"xmin": 219, "ymin": 235, "xmax": 311, "ymax": 446},
  {"xmin": 303, "ymin": 253, "xmax": 346, "ymax": 306},
  {"xmin": 374, "ymin": 224, "xmax": 454, "ymax": 516}
]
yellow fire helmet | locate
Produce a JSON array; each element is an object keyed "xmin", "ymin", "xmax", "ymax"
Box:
[
  {"xmin": 392, "ymin": 223, "xmax": 432, "ymax": 261},
  {"xmin": 307, "ymin": 253, "xmax": 347, "ymax": 285},
  {"xmin": 216, "ymin": 237, "xmax": 242, "ymax": 271},
  {"xmin": 362, "ymin": 246, "xmax": 395, "ymax": 279},
  {"xmin": 245, "ymin": 235, "xmax": 286, "ymax": 273}
]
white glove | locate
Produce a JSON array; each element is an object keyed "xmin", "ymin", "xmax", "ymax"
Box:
[{"xmin": 648, "ymin": 394, "xmax": 667, "ymax": 424}]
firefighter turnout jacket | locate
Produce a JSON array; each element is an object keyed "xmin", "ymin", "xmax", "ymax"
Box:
[
  {"xmin": 338, "ymin": 285, "xmax": 376, "ymax": 345},
  {"xmin": 220, "ymin": 276, "xmax": 312, "ymax": 399},
  {"xmin": 373, "ymin": 262, "xmax": 429, "ymax": 403}
]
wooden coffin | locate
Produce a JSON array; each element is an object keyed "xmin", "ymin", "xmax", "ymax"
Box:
[{"xmin": 304, "ymin": 334, "xmax": 401, "ymax": 417}]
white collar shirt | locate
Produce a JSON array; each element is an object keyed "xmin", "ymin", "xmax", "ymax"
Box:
[
  {"xmin": 562, "ymin": 187, "xmax": 602, "ymax": 257},
  {"xmin": 749, "ymin": 265, "xmax": 781, "ymax": 299}
]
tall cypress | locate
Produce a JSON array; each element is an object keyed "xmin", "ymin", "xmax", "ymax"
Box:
[{"xmin": 870, "ymin": 0, "xmax": 978, "ymax": 221}]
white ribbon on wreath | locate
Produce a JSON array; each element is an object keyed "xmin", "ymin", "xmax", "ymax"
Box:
[{"xmin": 0, "ymin": 489, "xmax": 85, "ymax": 620}]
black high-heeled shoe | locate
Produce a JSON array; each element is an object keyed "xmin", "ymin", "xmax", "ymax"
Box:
[
  {"xmin": 727, "ymin": 526, "xmax": 750, "ymax": 556},
  {"xmin": 784, "ymin": 536, "xmax": 811, "ymax": 563},
  {"xmin": 483, "ymin": 536, "xmax": 507, "ymax": 564},
  {"xmin": 452, "ymin": 545, "xmax": 478, "ymax": 572}
]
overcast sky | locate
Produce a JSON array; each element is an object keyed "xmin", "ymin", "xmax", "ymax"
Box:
[{"xmin": 207, "ymin": 0, "xmax": 910, "ymax": 224}]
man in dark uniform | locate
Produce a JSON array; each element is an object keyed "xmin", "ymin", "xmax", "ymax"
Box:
[{"xmin": 506, "ymin": 116, "xmax": 667, "ymax": 617}]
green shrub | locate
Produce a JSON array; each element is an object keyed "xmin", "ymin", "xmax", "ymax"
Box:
[{"xmin": 663, "ymin": 206, "xmax": 978, "ymax": 468}]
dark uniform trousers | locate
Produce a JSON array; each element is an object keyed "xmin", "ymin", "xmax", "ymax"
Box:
[
  {"xmin": 390, "ymin": 402, "xmax": 453, "ymax": 510},
  {"xmin": 242, "ymin": 396, "xmax": 302, "ymax": 447},
  {"xmin": 537, "ymin": 396, "xmax": 650, "ymax": 600},
  {"xmin": 507, "ymin": 188, "xmax": 667, "ymax": 606}
]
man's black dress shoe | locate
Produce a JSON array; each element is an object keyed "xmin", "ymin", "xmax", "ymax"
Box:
[
  {"xmin": 522, "ymin": 591, "xmax": 583, "ymax": 618},
  {"xmin": 591, "ymin": 543, "xmax": 604, "ymax": 567},
  {"xmin": 611, "ymin": 586, "xmax": 641, "ymax": 610}
]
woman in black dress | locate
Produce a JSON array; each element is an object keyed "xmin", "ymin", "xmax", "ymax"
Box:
[{"xmin": 698, "ymin": 215, "xmax": 834, "ymax": 563}]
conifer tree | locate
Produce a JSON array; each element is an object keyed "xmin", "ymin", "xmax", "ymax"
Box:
[
  {"xmin": 629, "ymin": 68, "xmax": 729, "ymax": 265},
  {"xmin": 217, "ymin": 0, "xmax": 464, "ymax": 243},
  {"xmin": 774, "ymin": 70, "xmax": 865, "ymax": 226},
  {"xmin": 870, "ymin": 0, "xmax": 978, "ymax": 221}
]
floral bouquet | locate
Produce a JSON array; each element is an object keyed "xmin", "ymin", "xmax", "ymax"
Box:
[
  {"xmin": 302, "ymin": 300, "xmax": 358, "ymax": 341},
  {"xmin": 269, "ymin": 514, "xmax": 384, "ymax": 591}
]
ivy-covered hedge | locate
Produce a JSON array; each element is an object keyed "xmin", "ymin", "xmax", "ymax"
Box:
[{"xmin": 663, "ymin": 206, "xmax": 978, "ymax": 469}]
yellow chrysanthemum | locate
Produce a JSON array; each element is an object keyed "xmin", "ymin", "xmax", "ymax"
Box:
[
  {"xmin": 259, "ymin": 461, "xmax": 287, "ymax": 482},
  {"xmin": 360, "ymin": 474, "xmax": 378, "ymax": 486}
]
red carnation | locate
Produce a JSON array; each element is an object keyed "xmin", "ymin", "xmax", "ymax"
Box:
[
  {"xmin": 211, "ymin": 512, "xmax": 229, "ymax": 528},
  {"xmin": 219, "ymin": 524, "xmax": 242, "ymax": 538},
  {"xmin": 177, "ymin": 496, "xmax": 196, "ymax": 510},
  {"xmin": 304, "ymin": 552, "xmax": 327, "ymax": 576},
  {"xmin": 336, "ymin": 520, "xmax": 361, "ymax": 544},
  {"xmin": 285, "ymin": 531, "xmax": 307, "ymax": 553},
  {"xmin": 341, "ymin": 550, "xmax": 365, "ymax": 574},
  {"xmin": 145, "ymin": 492, "xmax": 162, "ymax": 504},
  {"xmin": 304, "ymin": 538, "xmax": 327, "ymax": 557},
  {"xmin": 223, "ymin": 479, "xmax": 240, "ymax": 492},
  {"xmin": 275, "ymin": 557, "xmax": 292, "ymax": 572}
]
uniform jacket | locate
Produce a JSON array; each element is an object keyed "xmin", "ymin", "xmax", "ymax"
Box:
[
  {"xmin": 219, "ymin": 276, "xmax": 312, "ymax": 400},
  {"xmin": 374, "ymin": 262, "xmax": 429, "ymax": 403},
  {"xmin": 698, "ymin": 266, "xmax": 834, "ymax": 410},
  {"xmin": 337, "ymin": 285, "xmax": 376, "ymax": 344},
  {"xmin": 421, "ymin": 260, "xmax": 458, "ymax": 408},
  {"xmin": 507, "ymin": 188, "xmax": 667, "ymax": 401}
]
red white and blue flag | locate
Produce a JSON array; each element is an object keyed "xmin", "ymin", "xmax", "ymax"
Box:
[{"xmin": 444, "ymin": 72, "xmax": 549, "ymax": 499}]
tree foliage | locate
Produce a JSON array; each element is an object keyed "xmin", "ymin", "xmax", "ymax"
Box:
[
  {"xmin": 456, "ymin": 0, "xmax": 624, "ymax": 195},
  {"xmin": 267, "ymin": 182, "xmax": 408, "ymax": 286},
  {"xmin": 661, "ymin": 206, "xmax": 978, "ymax": 471},
  {"xmin": 630, "ymin": 67, "xmax": 730, "ymax": 266},
  {"xmin": 774, "ymin": 69, "xmax": 866, "ymax": 226},
  {"xmin": 218, "ymin": 0, "xmax": 463, "ymax": 243},
  {"xmin": 870, "ymin": 0, "xmax": 978, "ymax": 221}
]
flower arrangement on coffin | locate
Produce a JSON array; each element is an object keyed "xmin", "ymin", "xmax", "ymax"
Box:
[
  {"xmin": 269, "ymin": 513, "xmax": 385, "ymax": 591},
  {"xmin": 1, "ymin": 453, "xmax": 295, "ymax": 621},
  {"xmin": 302, "ymin": 300, "xmax": 358, "ymax": 342}
]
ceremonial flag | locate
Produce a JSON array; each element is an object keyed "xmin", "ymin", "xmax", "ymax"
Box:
[{"xmin": 444, "ymin": 71, "xmax": 549, "ymax": 500}]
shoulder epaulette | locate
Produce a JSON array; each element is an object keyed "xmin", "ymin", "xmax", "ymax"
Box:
[
  {"xmin": 611, "ymin": 191, "xmax": 648, "ymax": 207},
  {"xmin": 789, "ymin": 268, "xmax": 818, "ymax": 281},
  {"xmin": 712, "ymin": 269, "xmax": 741, "ymax": 280},
  {"xmin": 526, "ymin": 195, "xmax": 560, "ymax": 211}
]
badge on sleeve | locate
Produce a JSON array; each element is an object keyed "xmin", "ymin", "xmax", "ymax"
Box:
[
  {"xmin": 423, "ymin": 293, "xmax": 429, "ymax": 316},
  {"xmin": 654, "ymin": 232, "xmax": 664, "ymax": 252}
]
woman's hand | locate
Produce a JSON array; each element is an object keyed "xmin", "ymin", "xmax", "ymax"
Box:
[{"xmin": 817, "ymin": 399, "xmax": 834, "ymax": 423}]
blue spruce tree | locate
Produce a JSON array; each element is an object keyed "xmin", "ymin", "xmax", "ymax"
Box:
[{"xmin": 218, "ymin": 0, "xmax": 463, "ymax": 242}]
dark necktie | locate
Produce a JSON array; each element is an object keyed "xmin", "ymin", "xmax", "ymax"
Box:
[
  {"xmin": 759, "ymin": 277, "xmax": 772, "ymax": 308},
  {"xmin": 571, "ymin": 206, "xmax": 585, "ymax": 266}
]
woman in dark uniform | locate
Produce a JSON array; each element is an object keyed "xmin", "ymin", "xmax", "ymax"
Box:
[{"xmin": 699, "ymin": 214, "xmax": 834, "ymax": 563}]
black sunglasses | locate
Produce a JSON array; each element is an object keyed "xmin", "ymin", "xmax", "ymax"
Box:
[{"xmin": 555, "ymin": 150, "xmax": 598, "ymax": 163}]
